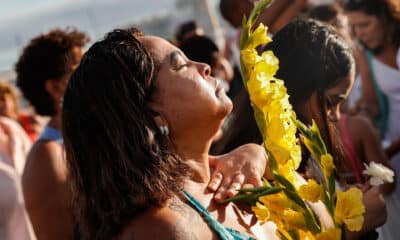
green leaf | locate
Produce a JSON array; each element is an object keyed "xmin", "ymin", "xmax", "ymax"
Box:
[
  {"xmin": 221, "ymin": 193, "xmax": 255, "ymax": 203},
  {"xmin": 238, "ymin": 186, "xmax": 270, "ymax": 193}
]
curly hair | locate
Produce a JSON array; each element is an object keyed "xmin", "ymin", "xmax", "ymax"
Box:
[
  {"xmin": 62, "ymin": 28, "xmax": 189, "ymax": 239},
  {"xmin": 345, "ymin": 0, "xmax": 400, "ymax": 46},
  {"xmin": 15, "ymin": 28, "xmax": 89, "ymax": 116}
]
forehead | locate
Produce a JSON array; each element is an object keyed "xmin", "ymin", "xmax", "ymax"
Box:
[
  {"xmin": 326, "ymin": 73, "xmax": 354, "ymax": 95},
  {"xmin": 347, "ymin": 10, "xmax": 376, "ymax": 22}
]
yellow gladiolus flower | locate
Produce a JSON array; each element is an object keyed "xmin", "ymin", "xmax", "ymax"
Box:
[
  {"xmin": 259, "ymin": 51, "xmax": 279, "ymax": 76},
  {"xmin": 241, "ymin": 48, "xmax": 259, "ymax": 69},
  {"xmin": 246, "ymin": 23, "xmax": 271, "ymax": 49},
  {"xmin": 277, "ymin": 162, "xmax": 300, "ymax": 188},
  {"xmin": 315, "ymin": 228, "xmax": 341, "ymax": 240},
  {"xmin": 283, "ymin": 209, "xmax": 306, "ymax": 229},
  {"xmin": 298, "ymin": 179, "xmax": 322, "ymax": 202},
  {"xmin": 335, "ymin": 188, "xmax": 365, "ymax": 231},
  {"xmin": 321, "ymin": 154, "xmax": 334, "ymax": 177},
  {"xmin": 252, "ymin": 202, "xmax": 270, "ymax": 223}
]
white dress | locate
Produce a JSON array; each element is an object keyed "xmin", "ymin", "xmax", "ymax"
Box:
[{"xmin": 369, "ymin": 50, "xmax": 400, "ymax": 240}]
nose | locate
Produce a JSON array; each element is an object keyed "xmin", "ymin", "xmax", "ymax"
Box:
[{"xmin": 197, "ymin": 62, "xmax": 211, "ymax": 79}]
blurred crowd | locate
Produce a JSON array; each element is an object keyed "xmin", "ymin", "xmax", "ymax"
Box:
[{"xmin": 1, "ymin": 0, "xmax": 400, "ymax": 239}]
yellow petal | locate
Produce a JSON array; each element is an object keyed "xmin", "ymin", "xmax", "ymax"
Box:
[
  {"xmin": 247, "ymin": 23, "xmax": 271, "ymax": 49},
  {"xmin": 344, "ymin": 215, "xmax": 364, "ymax": 232},
  {"xmin": 283, "ymin": 209, "xmax": 306, "ymax": 229},
  {"xmin": 321, "ymin": 154, "xmax": 334, "ymax": 177},
  {"xmin": 334, "ymin": 188, "xmax": 365, "ymax": 231},
  {"xmin": 298, "ymin": 179, "xmax": 322, "ymax": 202},
  {"xmin": 241, "ymin": 48, "xmax": 259, "ymax": 69},
  {"xmin": 315, "ymin": 228, "xmax": 342, "ymax": 240},
  {"xmin": 252, "ymin": 202, "xmax": 270, "ymax": 223}
]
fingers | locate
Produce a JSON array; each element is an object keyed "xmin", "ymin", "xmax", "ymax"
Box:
[
  {"xmin": 214, "ymin": 175, "xmax": 233, "ymax": 202},
  {"xmin": 208, "ymin": 171, "xmax": 223, "ymax": 192},
  {"xmin": 225, "ymin": 174, "xmax": 245, "ymax": 198},
  {"xmin": 248, "ymin": 175, "xmax": 263, "ymax": 187}
]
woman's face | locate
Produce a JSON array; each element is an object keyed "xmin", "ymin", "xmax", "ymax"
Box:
[
  {"xmin": 324, "ymin": 72, "xmax": 355, "ymax": 123},
  {"xmin": 347, "ymin": 10, "xmax": 386, "ymax": 49},
  {"xmin": 140, "ymin": 36, "xmax": 232, "ymax": 138},
  {"xmin": 0, "ymin": 93, "xmax": 17, "ymax": 120}
]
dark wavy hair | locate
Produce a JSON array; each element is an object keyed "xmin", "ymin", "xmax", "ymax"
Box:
[
  {"xmin": 62, "ymin": 28, "xmax": 189, "ymax": 239},
  {"xmin": 15, "ymin": 28, "xmax": 89, "ymax": 116},
  {"xmin": 345, "ymin": 0, "xmax": 400, "ymax": 46},
  {"xmin": 263, "ymin": 18, "xmax": 354, "ymax": 105}
]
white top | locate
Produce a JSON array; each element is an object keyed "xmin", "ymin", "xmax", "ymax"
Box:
[
  {"xmin": 0, "ymin": 160, "xmax": 36, "ymax": 240},
  {"xmin": 0, "ymin": 117, "xmax": 35, "ymax": 240},
  {"xmin": 370, "ymin": 49, "xmax": 400, "ymax": 142}
]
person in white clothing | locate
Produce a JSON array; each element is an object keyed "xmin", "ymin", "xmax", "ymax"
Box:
[
  {"xmin": 0, "ymin": 117, "xmax": 35, "ymax": 240},
  {"xmin": 346, "ymin": 1, "xmax": 400, "ymax": 239}
]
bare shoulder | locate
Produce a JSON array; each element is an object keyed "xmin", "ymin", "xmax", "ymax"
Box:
[
  {"xmin": 23, "ymin": 140, "xmax": 66, "ymax": 183},
  {"xmin": 118, "ymin": 199, "xmax": 209, "ymax": 240},
  {"xmin": 22, "ymin": 140, "xmax": 68, "ymax": 205}
]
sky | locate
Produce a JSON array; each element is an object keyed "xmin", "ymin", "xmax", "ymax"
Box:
[
  {"xmin": 0, "ymin": 0, "xmax": 85, "ymax": 22},
  {"xmin": 0, "ymin": 0, "xmax": 188, "ymax": 72}
]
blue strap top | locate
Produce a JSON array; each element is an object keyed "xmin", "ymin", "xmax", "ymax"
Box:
[
  {"xmin": 37, "ymin": 126, "xmax": 63, "ymax": 144},
  {"xmin": 182, "ymin": 191, "xmax": 256, "ymax": 240}
]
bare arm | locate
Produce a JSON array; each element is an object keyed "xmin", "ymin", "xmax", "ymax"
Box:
[
  {"xmin": 254, "ymin": 0, "xmax": 292, "ymax": 34},
  {"xmin": 270, "ymin": 0, "xmax": 307, "ymax": 33},
  {"xmin": 22, "ymin": 141, "xmax": 73, "ymax": 240}
]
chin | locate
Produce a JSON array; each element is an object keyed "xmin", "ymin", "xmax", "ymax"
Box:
[{"xmin": 218, "ymin": 99, "xmax": 233, "ymax": 118}]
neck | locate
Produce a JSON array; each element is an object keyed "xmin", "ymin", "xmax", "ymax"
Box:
[
  {"xmin": 47, "ymin": 111, "xmax": 62, "ymax": 131},
  {"xmin": 173, "ymin": 135, "xmax": 213, "ymax": 184}
]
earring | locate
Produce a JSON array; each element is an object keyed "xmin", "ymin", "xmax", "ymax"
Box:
[
  {"xmin": 154, "ymin": 115, "xmax": 169, "ymax": 136},
  {"xmin": 159, "ymin": 125, "xmax": 169, "ymax": 136}
]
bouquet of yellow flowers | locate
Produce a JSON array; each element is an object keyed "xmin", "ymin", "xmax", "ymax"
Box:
[{"xmin": 224, "ymin": 1, "xmax": 366, "ymax": 239}]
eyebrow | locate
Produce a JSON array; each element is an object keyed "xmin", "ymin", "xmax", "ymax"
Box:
[{"xmin": 169, "ymin": 51, "xmax": 184, "ymax": 65}]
